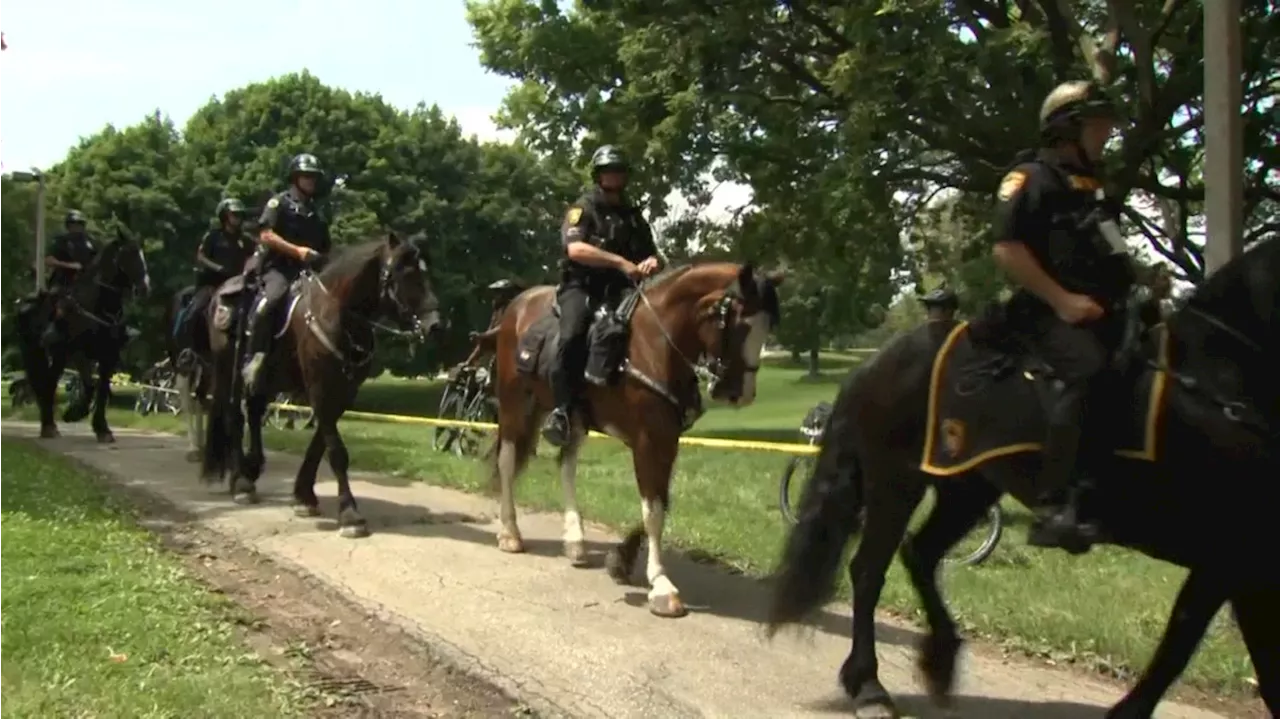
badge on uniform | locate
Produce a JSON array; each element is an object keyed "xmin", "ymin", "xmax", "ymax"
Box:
[
  {"xmin": 266, "ymin": 197, "xmax": 280, "ymax": 209},
  {"xmin": 997, "ymin": 171, "xmax": 1026, "ymax": 201},
  {"xmin": 566, "ymin": 207, "xmax": 583, "ymax": 225}
]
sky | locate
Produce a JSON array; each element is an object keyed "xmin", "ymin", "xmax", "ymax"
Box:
[{"xmin": 0, "ymin": 0, "xmax": 753, "ymax": 222}]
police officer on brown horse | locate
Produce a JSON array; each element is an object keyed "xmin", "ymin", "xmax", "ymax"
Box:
[
  {"xmin": 991, "ymin": 80, "xmax": 1136, "ymax": 553},
  {"xmin": 179, "ymin": 198, "xmax": 254, "ymax": 370},
  {"xmin": 242, "ymin": 153, "xmax": 331, "ymax": 393},
  {"xmin": 543, "ymin": 145, "xmax": 663, "ymax": 448}
]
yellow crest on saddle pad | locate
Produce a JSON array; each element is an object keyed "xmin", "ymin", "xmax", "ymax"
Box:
[
  {"xmin": 266, "ymin": 197, "xmax": 280, "ymax": 209},
  {"xmin": 565, "ymin": 207, "xmax": 583, "ymax": 225},
  {"xmin": 941, "ymin": 418, "xmax": 966, "ymax": 458},
  {"xmin": 996, "ymin": 171, "xmax": 1026, "ymax": 201}
]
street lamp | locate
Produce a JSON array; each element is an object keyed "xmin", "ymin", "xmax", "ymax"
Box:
[{"xmin": 9, "ymin": 168, "xmax": 47, "ymax": 292}]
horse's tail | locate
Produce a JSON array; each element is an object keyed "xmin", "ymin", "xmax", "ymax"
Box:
[{"xmin": 765, "ymin": 373, "xmax": 867, "ymax": 636}]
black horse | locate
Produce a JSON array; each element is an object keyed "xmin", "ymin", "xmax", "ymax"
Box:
[
  {"xmin": 15, "ymin": 229, "xmax": 151, "ymax": 442},
  {"xmin": 200, "ymin": 232, "xmax": 442, "ymax": 537},
  {"xmin": 766, "ymin": 238, "xmax": 1278, "ymax": 719}
]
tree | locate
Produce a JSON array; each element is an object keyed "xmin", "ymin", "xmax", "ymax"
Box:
[
  {"xmin": 467, "ymin": 0, "xmax": 1278, "ymax": 285},
  {"xmin": 1, "ymin": 72, "xmax": 577, "ymax": 375}
]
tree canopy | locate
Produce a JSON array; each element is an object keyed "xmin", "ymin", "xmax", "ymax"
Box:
[
  {"xmin": 467, "ymin": 0, "xmax": 1278, "ymax": 341},
  {"xmin": 1, "ymin": 71, "xmax": 579, "ymax": 374}
]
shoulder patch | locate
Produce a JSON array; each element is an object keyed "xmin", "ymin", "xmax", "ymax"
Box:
[
  {"xmin": 566, "ymin": 206, "xmax": 583, "ymax": 225},
  {"xmin": 1067, "ymin": 175, "xmax": 1101, "ymax": 192},
  {"xmin": 997, "ymin": 171, "xmax": 1027, "ymax": 201},
  {"xmin": 266, "ymin": 197, "xmax": 280, "ymax": 209}
]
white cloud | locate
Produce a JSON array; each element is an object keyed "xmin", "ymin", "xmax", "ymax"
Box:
[{"xmin": 448, "ymin": 106, "xmax": 517, "ymax": 145}]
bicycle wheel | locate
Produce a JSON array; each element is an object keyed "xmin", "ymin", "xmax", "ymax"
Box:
[
  {"xmin": 778, "ymin": 454, "xmax": 816, "ymax": 525},
  {"xmin": 134, "ymin": 384, "xmax": 154, "ymax": 416},
  {"xmin": 432, "ymin": 386, "xmax": 466, "ymax": 453},
  {"xmin": 454, "ymin": 393, "xmax": 496, "ymax": 457},
  {"xmin": 945, "ymin": 504, "xmax": 1004, "ymax": 567}
]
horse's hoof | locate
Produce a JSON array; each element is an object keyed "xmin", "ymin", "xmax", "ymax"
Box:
[
  {"xmin": 605, "ymin": 549, "xmax": 633, "ymax": 585},
  {"xmin": 647, "ymin": 592, "xmax": 688, "ymax": 618},
  {"xmin": 39, "ymin": 426, "xmax": 60, "ymax": 439},
  {"xmin": 96, "ymin": 432, "xmax": 115, "ymax": 444},
  {"xmin": 497, "ymin": 533, "xmax": 525, "ymax": 554},
  {"xmin": 185, "ymin": 449, "xmax": 201, "ymax": 463},
  {"xmin": 565, "ymin": 541, "xmax": 589, "ymax": 567},
  {"xmin": 853, "ymin": 704, "xmax": 899, "ymax": 719},
  {"xmin": 293, "ymin": 504, "xmax": 322, "ymax": 518},
  {"xmin": 233, "ymin": 491, "xmax": 260, "ymax": 505},
  {"xmin": 339, "ymin": 523, "xmax": 369, "ymax": 539}
]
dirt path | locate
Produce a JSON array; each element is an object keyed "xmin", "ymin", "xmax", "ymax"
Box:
[{"xmin": 6, "ymin": 423, "xmax": 1254, "ymax": 719}]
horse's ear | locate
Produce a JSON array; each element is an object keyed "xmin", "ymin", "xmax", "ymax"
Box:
[
  {"xmin": 733, "ymin": 262, "xmax": 756, "ymax": 297},
  {"xmin": 386, "ymin": 231, "xmax": 402, "ymax": 249}
]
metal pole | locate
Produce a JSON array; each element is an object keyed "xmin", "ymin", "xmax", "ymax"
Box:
[
  {"xmin": 1203, "ymin": 0, "xmax": 1244, "ymax": 277},
  {"xmin": 34, "ymin": 173, "xmax": 47, "ymax": 291}
]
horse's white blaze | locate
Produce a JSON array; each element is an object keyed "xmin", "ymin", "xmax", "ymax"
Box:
[
  {"xmin": 737, "ymin": 311, "xmax": 771, "ymax": 406},
  {"xmin": 420, "ymin": 310, "xmax": 442, "ymax": 333},
  {"xmin": 560, "ymin": 441, "xmax": 585, "ymax": 547},
  {"xmin": 417, "ymin": 258, "xmax": 428, "ymax": 273}
]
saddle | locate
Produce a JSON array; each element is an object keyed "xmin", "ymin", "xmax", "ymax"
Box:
[
  {"xmin": 919, "ymin": 312, "xmax": 1171, "ymax": 477},
  {"xmin": 211, "ymin": 274, "xmax": 305, "ymax": 337},
  {"xmin": 515, "ymin": 287, "xmax": 643, "ymax": 387}
]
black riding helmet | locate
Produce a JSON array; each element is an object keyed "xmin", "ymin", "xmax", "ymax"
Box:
[
  {"xmin": 1039, "ymin": 80, "xmax": 1118, "ymax": 145},
  {"xmin": 215, "ymin": 198, "xmax": 246, "ymax": 222},
  {"xmin": 287, "ymin": 153, "xmax": 325, "ymax": 182},
  {"xmin": 920, "ymin": 286, "xmax": 959, "ymax": 309},
  {"xmin": 590, "ymin": 145, "xmax": 629, "ymax": 181},
  {"xmin": 65, "ymin": 209, "xmax": 88, "ymax": 228}
]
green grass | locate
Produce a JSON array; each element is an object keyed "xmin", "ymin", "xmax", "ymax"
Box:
[
  {"xmin": 6, "ymin": 354, "xmax": 1255, "ymax": 698},
  {"xmin": 0, "ymin": 439, "xmax": 303, "ymax": 719}
]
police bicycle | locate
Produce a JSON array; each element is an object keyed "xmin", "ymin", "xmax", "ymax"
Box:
[
  {"xmin": 777, "ymin": 401, "xmax": 1005, "ymax": 567},
  {"xmin": 135, "ymin": 358, "xmax": 181, "ymax": 416},
  {"xmin": 433, "ymin": 360, "xmax": 498, "ymax": 457}
]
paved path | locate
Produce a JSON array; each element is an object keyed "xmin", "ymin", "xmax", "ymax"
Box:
[{"xmin": 5, "ymin": 423, "xmax": 1232, "ymax": 719}]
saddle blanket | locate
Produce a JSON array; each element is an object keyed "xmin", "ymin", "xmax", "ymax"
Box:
[
  {"xmin": 515, "ymin": 288, "xmax": 638, "ymax": 386},
  {"xmin": 920, "ymin": 321, "xmax": 1172, "ymax": 476}
]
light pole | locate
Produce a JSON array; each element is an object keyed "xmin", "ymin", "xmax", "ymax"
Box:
[{"xmin": 10, "ymin": 168, "xmax": 47, "ymax": 291}]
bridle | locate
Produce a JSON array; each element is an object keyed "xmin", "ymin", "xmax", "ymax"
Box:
[
  {"xmin": 63, "ymin": 240, "xmax": 147, "ymax": 330},
  {"xmin": 635, "ymin": 279, "xmax": 759, "ymax": 396}
]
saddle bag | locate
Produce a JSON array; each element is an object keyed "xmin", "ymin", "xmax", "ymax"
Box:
[{"xmin": 584, "ymin": 307, "xmax": 628, "ymax": 387}]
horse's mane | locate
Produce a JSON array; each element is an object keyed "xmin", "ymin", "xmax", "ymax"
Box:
[
  {"xmin": 1182, "ymin": 238, "xmax": 1278, "ymax": 310},
  {"xmin": 1172, "ymin": 237, "xmax": 1279, "ymax": 351},
  {"xmin": 318, "ymin": 239, "xmax": 391, "ymax": 283}
]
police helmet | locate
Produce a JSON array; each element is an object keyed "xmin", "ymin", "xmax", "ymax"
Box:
[
  {"xmin": 287, "ymin": 153, "xmax": 325, "ymax": 180},
  {"xmin": 215, "ymin": 198, "xmax": 246, "ymax": 220},
  {"xmin": 920, "ymin": 286, "xmax": 959, "ymax": 309},
  {"xmin": 65, "ymin": 209, "xmax": 88, "ymax": 227},
  {"xmin": 590, "ymin": 145, "xmax": 629, "ymax": 177},
  {"xmin": 1039, "ymin": 81, "xmax": 1117, "ymax": 144}
]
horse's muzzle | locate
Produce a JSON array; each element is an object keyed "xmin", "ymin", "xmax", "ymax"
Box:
[{"xmin": 417, "ymin": 310, "xmax": 444, "ymax": 339}]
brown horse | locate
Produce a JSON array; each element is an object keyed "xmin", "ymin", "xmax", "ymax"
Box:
[
  {"xmin": 765, "ymin": 237, "xmax": 1280, "ymax": 718},
  {"xmin": 488, "ymin": 262, "xmax": 783, "ymax": 617},
  {"xmin": 200, "ymin": 232, "xmax": 442, "ymax": 537}
]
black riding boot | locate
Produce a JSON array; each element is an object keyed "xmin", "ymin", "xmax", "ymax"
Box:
[
  {"xmin": 1027, "ymin": 386, "xmax": 1100, "ymax": 555},
  {"xmin": 241, "ymin": 307, "xmax": 272, "ymax": 395},
  {"xmin": 543, "ymin": 365, "xmax": 575, "ymax": 448}
]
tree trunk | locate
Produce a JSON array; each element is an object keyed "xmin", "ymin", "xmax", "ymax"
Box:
[{"xmin": 790, "ymin": 348, "xmax": 801, "ymax": 363}]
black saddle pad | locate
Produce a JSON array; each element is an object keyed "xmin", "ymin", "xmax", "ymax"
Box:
[
  {"xmin": 919, "ymin": 322, "xmax": 1172, "ymax": 476},
  {"xmin": 516, "ymin": 288, "xmax": 640, "ymax": 384}
]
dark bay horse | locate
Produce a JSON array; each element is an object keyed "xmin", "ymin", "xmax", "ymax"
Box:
[
  {"xmin": 200, "ymin": 232, "xmax": 442, "ymax": 538},
  {"xmin": 765, "ymin": 238, "xmax": 1279, "ymax": 718},
  {"xmin": 15, "ymin": 229, "xmax": 151, "ymax": 441},
  {"xmin": 164, "ymin": 285, "xmax": 210, "ymax": 461},
  {"xmin": 489, "ymin": 262, "xmax": 783, "ymax": 617}
]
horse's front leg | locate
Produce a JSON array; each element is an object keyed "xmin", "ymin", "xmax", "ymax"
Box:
[
  {"xmin": 631, "ymin": 438, "xmax": 685, "ymax": 618},
  {"xmin": 234, "ymin": 392, "xmax": 269, "ymax": 505},
  {"xmin": 558, "ymin": 429, "xmax": 589, "ymax": 567},
  {"xmin": 319, "ymin": 414, "xmax": 367, "ymax": 538},
  {"xmin": 35, "ymin": 350, "xmax": 63, "ymax": 437},
  {"xmin": 62, "ymin": 354, "xmax": 94, "ymax": 424},
  {"xmin": 291, "ymin": 429, "xmax": 326, "ymax": 518},
  {"xmin": 90, "ymin": 352, "xmax": 117, "ymax": 443}
]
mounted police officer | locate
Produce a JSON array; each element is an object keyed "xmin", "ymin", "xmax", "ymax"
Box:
[
  {"xmin": 991, "ymin": 80, "xmax": 1136, "ymax": 554},
  {"xmin": 181, "ymin": 198, "xmax": 254, "ymax": 368},
  {"xmin": 40, "ymin": 210, "xmax": 99, "ymax": 347},
  {"xmin": 543, "ymin": 144, "xmax": 663, "ymax": 447},
  {"xmin": 920, "ymin": 285, "xmax": 960, "ymax": 323},
  {"xmin": 242, "ymin": 153, "xmax": 331, "ymax": 393}
]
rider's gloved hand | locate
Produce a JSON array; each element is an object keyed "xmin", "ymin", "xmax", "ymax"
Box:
[{"xmin": 298, "ymin": 247, "xmax": 324, "ymax": 269}]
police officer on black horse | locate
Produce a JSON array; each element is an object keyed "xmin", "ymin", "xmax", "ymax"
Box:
[
  {"xmin": 179, "ymin": 198, "xmax": 255, "ymax": 370},
  {"xmin": 40, "ymin": 209, "xmax": 99, "ymax": 347},
  {"xmin": 543, "ymin": 145, "xmax": 664, "ymax": 448},
  {"xmin": 991, "ymin": 80, "xmax": 1136, "ymax": 554},
  {"xmin": 242, "ymin": 153, "xmax": 331, "ymax": 393}
]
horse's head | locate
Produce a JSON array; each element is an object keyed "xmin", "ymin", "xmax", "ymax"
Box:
[
  {"xmin": 377, "ymin": 231, "xmax": 442, "ymax": 339},
  {"xmin": 96, "ymin": 228, "xmax": 151, "ymax": 298},
  {"xmin": 683, "ymin": 262, "xmax": 784, "ymax": 406}
]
